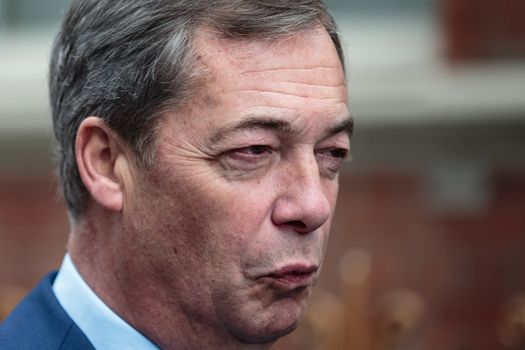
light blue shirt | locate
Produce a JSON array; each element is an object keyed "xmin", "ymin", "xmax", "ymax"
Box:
[{"xmin": 52, "ymin": 254, "xmax": 160, "ymax": 350}]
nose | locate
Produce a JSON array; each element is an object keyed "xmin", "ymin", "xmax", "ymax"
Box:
[{"xmin": 271, "ymin": 155, "xmax": 333, "ymax": 234}]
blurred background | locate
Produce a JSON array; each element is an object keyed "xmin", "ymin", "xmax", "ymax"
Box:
[{"xmin": 1, "ymin": 0, "xmax": 524, "ymax": 349}]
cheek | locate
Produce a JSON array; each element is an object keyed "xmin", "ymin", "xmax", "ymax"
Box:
[
  {"xmin": 325, "ymin": 177, "xmax": 340, "ymax": 208},
  {"xmin": 163, "ymin": 175, "xmax": 274, "ymax": 256},
  {"xmin": 205, "ymin": 187, "xmax": 274, "ymax": 251}
]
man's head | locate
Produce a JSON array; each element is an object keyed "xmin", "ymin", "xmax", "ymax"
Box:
[
  {"xmin": 50, "ymin": 0, "xmax": 345, "ymax": 220},
  {"xmin": 51, "ymin": 1, "xmax": 351, "ymax": 348}
]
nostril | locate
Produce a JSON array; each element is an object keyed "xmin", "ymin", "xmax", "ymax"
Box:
[{"xmin": 287, "ymin": 220, "xmax": 307, "ymax": 230}]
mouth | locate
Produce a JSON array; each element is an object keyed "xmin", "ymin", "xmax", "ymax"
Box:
[{"xmin": 260, "ymin": 264, "xmax": 318, "ymax": 291}]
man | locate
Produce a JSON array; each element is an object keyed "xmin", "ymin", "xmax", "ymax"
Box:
[{"xmin": 0, "ymin": 0, "xmax": 351, "ymax": 349}]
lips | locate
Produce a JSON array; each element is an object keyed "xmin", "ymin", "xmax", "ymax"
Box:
[{"xmin": 261, "ymin": 264, "xmax": 318, "ymax": 290}]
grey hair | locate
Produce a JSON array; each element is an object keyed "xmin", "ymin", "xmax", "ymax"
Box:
[{"xmin": 49, "ymin": 0, "xmax": 345, "ymax": 220}]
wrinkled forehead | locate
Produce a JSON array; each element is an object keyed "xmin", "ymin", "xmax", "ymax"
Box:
[
  {"xmin": 171, "ymin": 26, "xmax": 349, "ymax": 141},
  {"xmin": 192, "ymin": 26, "xmax": 345, "ymax": 84}
]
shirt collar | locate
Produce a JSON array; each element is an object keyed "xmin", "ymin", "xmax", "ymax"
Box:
[{"xmin": 52, "ymin": 253, "xmax": 160, "ymax": 350}]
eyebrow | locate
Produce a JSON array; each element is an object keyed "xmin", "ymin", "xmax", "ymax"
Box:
[
  {"xmin": 324, "ymin": 116, "xmax": 354, "ymax": 139},
  {"xmin": 210, "ymin": 116, "xmax": 294, "ymax": 144},
  {"xmin": 209, "ymin": 115, "xmax": 354, "ymax": 144}
]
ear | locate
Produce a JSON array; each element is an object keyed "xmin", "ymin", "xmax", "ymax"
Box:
[{"xmin": 75, "ymin": 116, "xmax": 131, "ymax": 212}]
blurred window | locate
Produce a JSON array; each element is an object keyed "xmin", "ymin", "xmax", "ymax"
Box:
[
  {"xmin": 0, "ymin": 0, "xmax": 436, "ymax": 30},
  {"xmin": 325, "ymin": 0, "xmax": 434, "ymax": 15},
  {"xmin": 0, "ymin": 0, "xmax": 70, "ymax": 29}
]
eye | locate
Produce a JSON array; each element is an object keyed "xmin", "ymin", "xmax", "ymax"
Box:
[
  {"xmin": 315, "ymin": 147, "xmax": 350, "ymax": 178},
  {"xmin": 326, "ymin": 148, "xmax": 349, "ymax": 159},
  {"xmin": 237, "ymin": 145, "xmax": 272, "ymax": 156},
  {"xmin": 219, "ymin": 145, "xmax": 276, "ymax": 172}
]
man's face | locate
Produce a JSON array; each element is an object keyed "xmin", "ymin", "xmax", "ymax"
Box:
[{"xmin": 123, "ymin": 27, "xmax": 350, "ymax": 344}]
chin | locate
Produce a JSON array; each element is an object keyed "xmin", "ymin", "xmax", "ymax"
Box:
[
  {"xmin": 234, "ymin": 319, "xmax": 301, "ymax": 345},
  {"xmin": 231, "ymin": 299, "xmax": 307, "ymax": 345}
]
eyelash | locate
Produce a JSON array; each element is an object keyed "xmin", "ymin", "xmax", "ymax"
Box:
[
  {"xmin": 321, "ymin": 148, "xmax": 348, "ymax": 160},
  {"xmin": 237, "ymin": 145, "xmax": 273, "ymax": 156}
]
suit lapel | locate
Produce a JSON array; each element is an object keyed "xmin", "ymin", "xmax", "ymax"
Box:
[{"xmin": 0, "ymin": 272, "xmax": 95, "ymax": 350}]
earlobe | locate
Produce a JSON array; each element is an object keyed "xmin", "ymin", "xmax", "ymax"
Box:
[{"xmin": 76, "ymin": 116, "xmax": 130, "ymax": 212}]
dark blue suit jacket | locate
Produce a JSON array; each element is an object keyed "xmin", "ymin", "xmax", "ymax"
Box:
[{"xmin": 0, "ymin": 272, "xmax": 95, "ymax": 350}]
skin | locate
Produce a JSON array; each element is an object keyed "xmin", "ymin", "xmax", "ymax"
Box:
[{"xmin": 71, "ymin": 26, "xmax": 351, "ymax": 349}]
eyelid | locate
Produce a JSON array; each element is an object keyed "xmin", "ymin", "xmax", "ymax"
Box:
[
  {"xmin": 317, "ymin": 129, "xmax": 350, "ymax": 147},
  {"xmin": 227, "ymin": 144, "xmax": 275, "ymax": 157},
  {"xmin": 210, "ymin": 126, "xmax": 279, "ymax": 146},
  {"xmin": 219, "ymin": 144, "xmax": 275, "ymax": 166}
]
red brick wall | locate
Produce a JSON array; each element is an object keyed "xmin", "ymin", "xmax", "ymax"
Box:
[{"xmin": 443, "ymin": 0, "xmax": 525, "ymax": 61}]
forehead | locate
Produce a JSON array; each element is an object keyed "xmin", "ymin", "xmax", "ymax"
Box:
[
  {"xmin": 194, "ymin": 26, "xmax": 343, "ymax": 74},
  {"xmin": 162, "ymin": 27, "xmax": 349, "ymax": 144}
]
